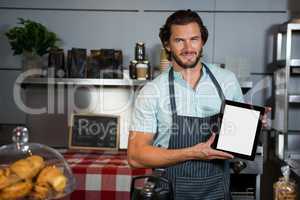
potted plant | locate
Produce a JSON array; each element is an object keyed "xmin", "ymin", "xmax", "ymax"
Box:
[{"xmin": 5, "ymin": 18, "xmax": 60, "ymax": 72}]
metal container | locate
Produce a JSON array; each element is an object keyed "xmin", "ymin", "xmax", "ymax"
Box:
[
  {"xmin": 129, "ymin": 60, "xmax": 138, "ymax": 79},
  {"xmin": 135, "ymin": 42, "xmax": 145, "ymax": 61}
]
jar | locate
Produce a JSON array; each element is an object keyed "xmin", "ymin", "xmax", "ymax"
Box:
[
  {"xmin": 159, "ymin": 48, "xmax": 170, "ymax": 72},
  {"xmin": 273, "ymin": 177, "xmax": 297, "ymax": 200},
  {"xmin": 136, "ymin": 62, "xmax": 148, "ymax": 80},
  {"xmin": 129, "ymin": 60, "xmax": 138, "ymax": 79},
  {"xmin": 143, "ymin": 60, "xmax": 152, "ymax": 80},
  {"xmin": 48, "ymin": 48, "xmax": 65, "ymax": 78}
]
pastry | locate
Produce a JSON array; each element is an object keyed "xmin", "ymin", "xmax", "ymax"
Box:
[
  {"xmin": 36, "ymin": 165, "xmax": 67, "ymax": 192},
  {"xmin": 0, "ymin": 155, "xmax": 67, "ymax": 200},
  {"xmin": 0, "ymin": 179, "xmax": 32, "ymax": 200},
  {"xmin": 10, "ymin": 155, "xmax": 45, "ymax": 179},
  {"xmin": 30, "ymin": 183, "xmax": 49, "ymax": 200},
  {"xmin": 0, "ymin": 168, "xmax": 20, "ymax": 189},
  {"xmin": 31, "ymin": 165, "xmax": 67, "ymax": 199},
  {"xmin": 26, "ymin": 155, "xmax": 45, "ymax": 176}
]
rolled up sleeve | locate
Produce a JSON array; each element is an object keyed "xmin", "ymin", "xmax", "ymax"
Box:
[{"xmin": 130, "ymin": 83, "xmax": 159, "ymax": 134}]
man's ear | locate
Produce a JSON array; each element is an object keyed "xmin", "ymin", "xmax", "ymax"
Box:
[{"xmin": 165, "ymin": 42, "xmax": 170, "ymax": 52}]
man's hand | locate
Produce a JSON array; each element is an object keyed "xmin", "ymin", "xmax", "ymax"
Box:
[
  {"xmin": 262, "ymin": 107, "xmax": 272, "ymax": 128},
  {"xmin": 190, "ymin": 133, "xmax": 234, "ymax": 160}
]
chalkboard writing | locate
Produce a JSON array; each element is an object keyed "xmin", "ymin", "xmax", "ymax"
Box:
[{"xmin": 69, "ymin": 114, "xmax": 120, "ymax": 150}]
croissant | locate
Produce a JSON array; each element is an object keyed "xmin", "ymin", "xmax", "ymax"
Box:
[
  {"xmin": 0, "ymin": 156, "xmax": 67, "ymax": 200},
  {"xmin": 0, "ymin": 168, "xmax": 20, "ymax": 190},
  {"xmin": 29, "ymin": 165, "xmax": 67, "ymax": 199},
  {"xmin": 0, "ymin": 179, "xmax": 32, "ymax": 200},
  {"xmin": 26, "ymin": 155, "xmax": 45, "ymax": 177},
  {"xmin": 30, "ymin": 183, "xmax": 49, "ymax": 200},
  {"xmin": 10, "ymin": 155, "xmax": 45, "ymax": 180},
  {"xmin": 0, "ymin": 155, "xmax": 45, "ymax": 197},
  {"xmin": 36, "ymin": 165, "xmax": 67, "ymax": 192}
]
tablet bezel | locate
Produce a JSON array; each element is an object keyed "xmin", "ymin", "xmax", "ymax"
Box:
[{"xmin": 213, "ymin": 100, "xmax": 265, "ymax": 161}]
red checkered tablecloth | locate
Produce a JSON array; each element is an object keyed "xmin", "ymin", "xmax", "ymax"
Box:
[{"xmin": 58, "ymin": 150, "xmax": 152, "ymax": 200}]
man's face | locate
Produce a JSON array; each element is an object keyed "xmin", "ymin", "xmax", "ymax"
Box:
[{"xmin": 166, "ymin": 22, "xmax": 203, "ymax": 69}]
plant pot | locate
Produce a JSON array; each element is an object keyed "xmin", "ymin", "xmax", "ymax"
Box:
[{"xmin": 22, "ymin": 51, "xmax": 43, "ymax": 76}]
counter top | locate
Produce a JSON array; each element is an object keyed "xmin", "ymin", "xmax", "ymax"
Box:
[
  {"xmin": 16, "ymin": 68, "xmax": 253, "ymax": 88},
  {"xmin": 17, "ymin": 77, "xmax": 253, "ymax": 88},
  {"xmin": 17, "ymin": 77, "xmax": 147, "ymax": 86}
]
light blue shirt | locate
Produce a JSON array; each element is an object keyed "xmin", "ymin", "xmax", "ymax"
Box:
[{"xmin": 130, "ymin": 63, "xmax": 244, "ymax": 148}]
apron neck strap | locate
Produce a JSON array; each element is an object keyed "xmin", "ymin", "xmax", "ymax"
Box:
[
  {"xmin": 204, "ymin": 64, "xmax": 226, "ymax": 102},
  {"xmin": 168, "ymin": 68, "xmax": 178, "ymax": 118},
  {"xmin": 168, "ymin": 63, "xmax": 226, "ymax": 117}
]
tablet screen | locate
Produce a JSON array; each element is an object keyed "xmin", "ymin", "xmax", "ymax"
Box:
[
  {"xmin": 217, "ymin": 104, "xmax": 260, "ymax": 155},
  {"xmin": 215, "ymin": 100, "xmax": 264, "ymax": 160}
]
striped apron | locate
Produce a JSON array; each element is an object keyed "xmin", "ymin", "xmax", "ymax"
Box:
[{"xmin": 163, "ymin": 64, "xmax": 230, "ymax": 200}]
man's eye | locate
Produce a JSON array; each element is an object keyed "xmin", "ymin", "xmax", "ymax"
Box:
[
  {"xmin": 191, "ymin": 37, "xmax": 200, "ymax": 41},
  {"xmin": 175, "ymin": 39, "xmax": 183, "ymax": 43}
]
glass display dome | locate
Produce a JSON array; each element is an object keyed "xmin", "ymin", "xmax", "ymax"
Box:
[{"xmin": 0, "ymin": 126, "xmax": 76, "ymax": 200}]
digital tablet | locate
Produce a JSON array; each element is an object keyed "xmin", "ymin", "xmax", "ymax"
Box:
[{"xmin": 213, "ymin": 100, "xmax": 265, "ymax": 161}]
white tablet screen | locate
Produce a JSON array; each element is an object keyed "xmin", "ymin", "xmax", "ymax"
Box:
[{"xmin": 216, "ymin": 104, "xmax": 260, "ymax": 156}]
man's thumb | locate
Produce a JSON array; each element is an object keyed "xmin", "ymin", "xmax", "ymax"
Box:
[{"xmin": 207, "ymin": 132, "xmax": 216, "ymax": 146}]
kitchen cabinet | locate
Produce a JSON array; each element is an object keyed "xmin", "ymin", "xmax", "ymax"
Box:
[
  {"xmin": 273, "ymin": 22, "xmax": 300, "ymax": 160},
  {"xmin": 0, "ymin": 70, "xmax": 26, "ymax": 124}
]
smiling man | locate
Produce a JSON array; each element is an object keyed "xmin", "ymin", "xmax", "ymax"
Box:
[{"xmin": 128, "ymin": 10, "xmax": 264, "ymax": 200}]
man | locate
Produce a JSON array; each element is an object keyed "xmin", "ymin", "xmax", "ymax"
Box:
[{"xmin": 128, "ymin": 10, "xmax": 269, "ymax": 200}]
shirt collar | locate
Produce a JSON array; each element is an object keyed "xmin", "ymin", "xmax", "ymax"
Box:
[{"xmin": 172, "ymin": 63, "xmax": 207, "ymax": 84}]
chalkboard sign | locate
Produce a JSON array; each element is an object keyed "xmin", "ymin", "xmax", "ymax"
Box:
[{"xmin": 69, "ymin": 114, "xmax": 120, "ymax": 150}]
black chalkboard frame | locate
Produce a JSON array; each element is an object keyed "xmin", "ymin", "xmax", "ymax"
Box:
[{"xmin": 68, "ymin": 113, "xmax": 120, "ymax": 150}]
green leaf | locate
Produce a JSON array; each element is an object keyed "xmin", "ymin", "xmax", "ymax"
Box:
[{"xmin": 5, "ymin": 18, "xmax": 60, "ymax": 56}]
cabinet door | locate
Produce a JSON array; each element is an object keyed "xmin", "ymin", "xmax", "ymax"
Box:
[
  {"xmin": 213, "ymin": 12, "xmax": 287, "ymax": 74},
  {"xmin": 0, "ymin": 70, "xmax": 26, "ymax": 124},
  {"xmin": 141, "ymin": 0, "xmax": 214, "ymax": 11},
  {"xmin": 0, "ymin": 0, "xmax": 140, "ymax": 10},
  {"xmin": 216, "ymin": 0, "xmax": 287, "ymax": 11}
]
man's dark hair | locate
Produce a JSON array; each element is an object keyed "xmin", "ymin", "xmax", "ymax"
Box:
[{"xmin": 159, "ymin": 9, "xmax": 208, "ymax": 60}]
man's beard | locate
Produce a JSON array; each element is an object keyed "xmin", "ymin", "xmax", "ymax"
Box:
[{"xmin": 171, "ymin": 49, "xmax": 202, "ymax": 69}]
